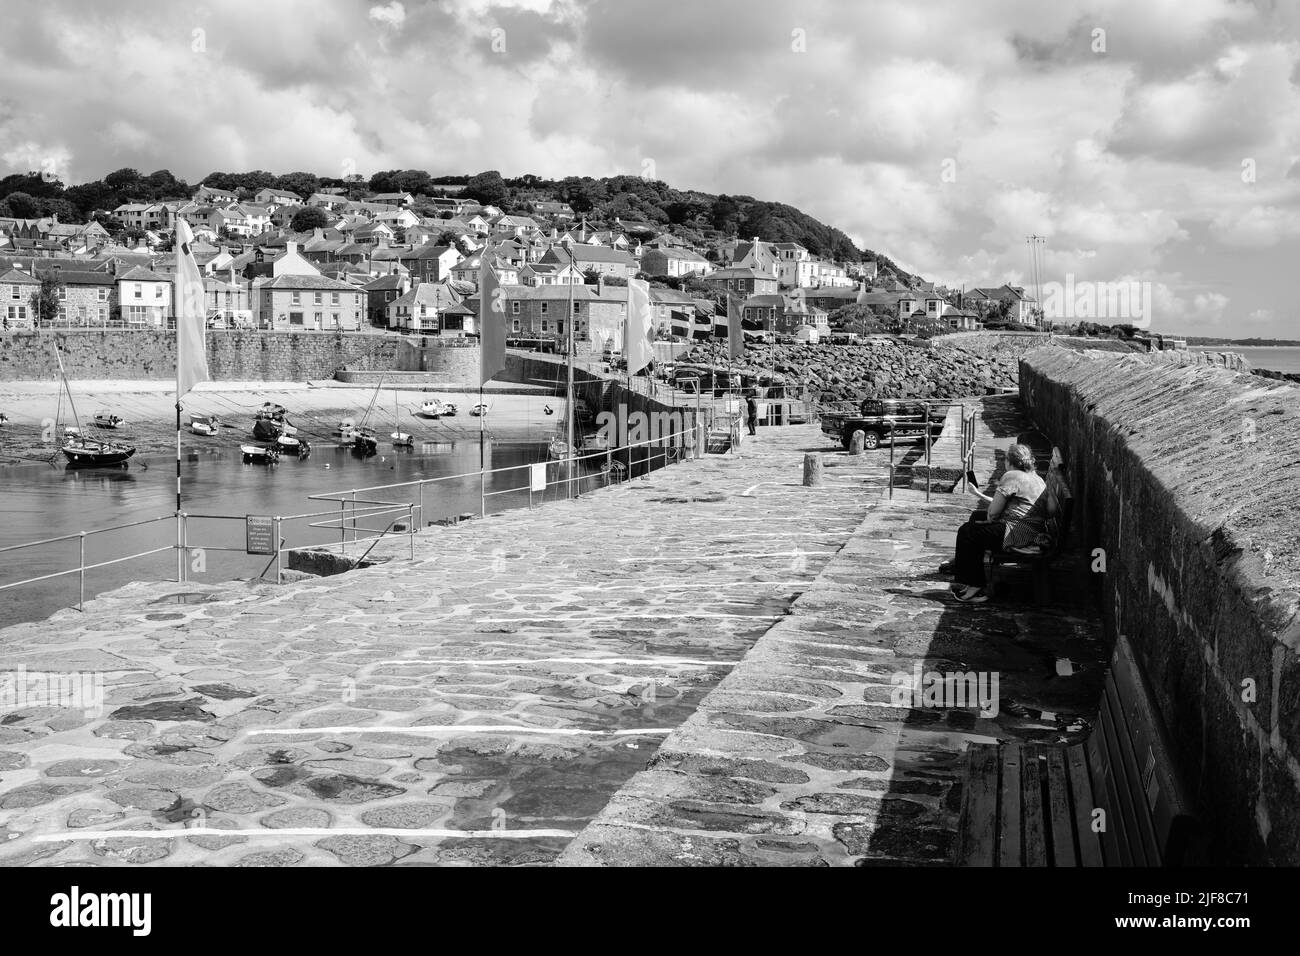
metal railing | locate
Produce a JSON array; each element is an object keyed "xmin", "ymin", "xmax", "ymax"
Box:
[{"xmin": 0, "ymin": 418, "xmax": 712, "ymax": 619}]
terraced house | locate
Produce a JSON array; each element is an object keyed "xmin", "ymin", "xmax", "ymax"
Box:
[
  {"xmin": 256, "ymin": 274, "xmax": 365, "ymax": 331},
  {"xmin": 115, "ymin": 266, "xmax": 169, "ymax": 327}
]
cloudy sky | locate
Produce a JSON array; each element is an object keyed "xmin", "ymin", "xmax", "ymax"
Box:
[{"xmin": 2, "ymin": 0, "xmax": 1297, "ymax": 337}]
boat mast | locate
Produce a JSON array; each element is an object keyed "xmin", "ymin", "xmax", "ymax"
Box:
[{"xmin": 52, "ymin": 343, "xmax": 82, "ymax": 435}]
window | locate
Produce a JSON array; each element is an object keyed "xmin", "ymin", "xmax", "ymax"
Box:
[
  {"xmin": 314, "ymin": 312, "xmax": 323, "ymax": 326},
  {"xmin": 97, "ymin": 288, "xmax": 108, "ymax": 302},
  {"xmin": 134, "ymin": 285, "xmax": 142, "ymax": 300},
  {"xmin": 314, "ymin": 293, "xmax": 322, "ymax": 305},
  {"xmin": 332, "ymin": 293, "xmax": 339, "ymax": 305},
  {"xmin": 512, "ymin": 319, "xmax": 520, "ymax": 332},
  {"xmin": 573, "ymin": 301, "xmax": 580, "ymax": 315},
  {"xmin": 289, "ymin": 312, "xmax": 303, "ymax": 325},
  {"xmin": 540, "ymin": 302, "xmax": 548, "ymax": 315},
  {"xmin": 57, "ymin": 286, "xmax": 66, "ymax": 300},
  {"xmin": 9, "ymin": 285, "xmax": 18, "ymax": 300},
  {"xmin": 291, "ymin": 292, "xmax": 300, "ymax": 304},
  {"xmin": 541, "ymin": 320, "xmax": 548, "ymax": 333},
  {"xmin": 331, "ymin": 312, "xmax": 339, "ymax": 326},
  {"xmin": 511, "ymin": 301, "xmax": 520, "ymax": 315},
  {"xmin": 155, "ymin": 285, "xmax": 164, "ymax": 299}
]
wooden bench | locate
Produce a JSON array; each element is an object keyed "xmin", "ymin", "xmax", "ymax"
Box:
[
  {"xmin": 988, "ymin": 485, "xmax": 1073, "ymax": 604},
  {"xmin": 955, "ymin": 634, "xmax": 1199, "ymax": 866}
]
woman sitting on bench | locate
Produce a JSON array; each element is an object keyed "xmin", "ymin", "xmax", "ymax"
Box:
[{"xmin": 943, "ymin": 442, "xmax": 1044, "ymax": 604}]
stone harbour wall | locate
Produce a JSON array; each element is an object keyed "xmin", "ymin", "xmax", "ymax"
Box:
[
  {"xmin": 1019, "ymin": 346, "xmax": 1300, "ymax": 864},
  {"xmin": 0, "ymin": 329, "xmax": 404, "ymax": 381}
]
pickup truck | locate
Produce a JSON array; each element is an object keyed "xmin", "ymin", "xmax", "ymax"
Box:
[{"xmin": 821, "ymin": 398, "xmax": 946, "ymax": 450}]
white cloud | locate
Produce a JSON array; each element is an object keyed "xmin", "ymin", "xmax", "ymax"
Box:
[{"xmin": 368, "ymin": 2, "xmax": 406, "ymax": 28}]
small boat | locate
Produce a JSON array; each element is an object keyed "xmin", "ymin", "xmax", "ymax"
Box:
[
  {"xmin": 416, "ymin": 399, "xmax": 450, "ymax": 418},
  {"xmin": 441, "ymin": 403, "xmax": 457, "ymax": 416},
  {"xmin": 93, "ymin": 413, "xmax": 126, "ymax": 430},
  {"xmin": 190, "ymin": 415, "xmax": 219, "ymax": 436},
  {"xmin": 240, "ymin": 443, "xmax": 280, "ymax": 464},
  {"xmin": 548, "ymin": 436, "xmax": 570, "ymax": 460},
  {"xmin": 0, "ymin": 412, "xmax": 7, "ymax": 427},
  {"xmin": 392, "ymin": 431, "xmax": 414, "ymax": 449},
  {"xmin": 274, "ymin": 434, "xmax": 309, "ymax": 458},
  {"xmin": 353, "ymin": 427, "xmax": 378, "ymax": 456},
  {"xmin": 253, "ymin": 403, "xmax": 292, "ymax": 441},
  {"xmin": 63, "ymin": 438, "xmax": 135, "ymax": 467},
  {"xmin": 578, "ymin": 433, "xmax": 610, "ymax": 454},
  {"xmin": 469, "ymin": 403, "xmax": 489, "ymax": 417},
  {"xmin": 63, "ymin": 425, "xmax": 81, "ymax": 438}
]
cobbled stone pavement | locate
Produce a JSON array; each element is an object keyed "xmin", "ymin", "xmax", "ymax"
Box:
[
  {"xmin": 0, "ymin": 424, "xmax": 885, "ymax": 867},
  {"xmin": 560, "ymin": 398, "xmax": 1108, "ymax": 866}
]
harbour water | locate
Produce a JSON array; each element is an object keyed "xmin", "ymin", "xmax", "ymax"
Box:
[{"xmin": 0, "ymin": 436, "xmax": 608, "ymax": 626}]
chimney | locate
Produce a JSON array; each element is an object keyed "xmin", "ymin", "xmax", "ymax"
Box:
[
  {"xmin": 286, "ymin": 240, "xmax": 298, "ymax": 256},
  {"xmin": 313, "ymin": 227, "xmax": 323, "ymax": 240}
]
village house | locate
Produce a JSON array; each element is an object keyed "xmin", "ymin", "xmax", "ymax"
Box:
[
  {"xmin": 308, "ymin": 192, "xmax": 349, "ymax": 211},
  {"xmin": 370, "ymin": 191, "xmax": 415, "ymax": 207},
  {"xmin": 362, "ymin": 274, "xmax": 408, "ymax": 327},
  {"xmin": 639, "ymin": 246, "xmax": 714, "ymax": 279},
  {"xmin": 1, "ymin": 268, "xmax": 39, "ymax": 328},
  {"xmin": 519, "ymin": 261, "xmax": 583, "ymax": 286},
  {"xmin": 253, "ymin": 188, "xmax": 303, "ymax": 208},
  {"xmin": 194, "ymin": 185, "xmax": 239, "ymax": 204},
  {"xmin": 965, "ymin": 284, "xmax": 1038, "ymax": 325},
  {"xmin": 256, "ymin": 274, "xmax": 365, "ymax": 331},
  {"xmin": 733, "ymin": 238, "xmax": 781, "ymax": 279},
  {"xmin": 449, "ymin": 252, "xmax": 519, "ymax": 287},
  {"xmin": 492, "ymin": 214, "xmax": 540, "ymax": 238},
  {"xmin": 116, "ymin": 265, "xmax": 171, "ymax": 327},
  {"xmin": 541, "ymin": 242, "xmax": 637, "ymax": 280},
  {"xmin": 706, "ymin": 266, "xmax": 780, "ymax": 297},
  {"xmin": 206, "ymin": 275, "xmax": 255, "ymax": 328},
  {"xmin": 397, "ymin": 243, "xmax": 461, "ymax": 283},
  {"xmin": 236, "ymin": 240, "xmax": 321, "ymax": 280},
  {"xmin": 386, "ymin": 280, "xmax": 466, "ymax": 333},
  {"xmin": 482, "ymin": 284, "xmax": 628, "ymax": 350},
  {"xmin": 532, "ymin": 200, "xmax": 575, "ymax": 220}
]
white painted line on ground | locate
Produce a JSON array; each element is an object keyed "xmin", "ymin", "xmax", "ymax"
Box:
[
  {"xmin": 35, "ymin": 827, "xmax": 577, "ymax": 843},
  {"xmin": 616, "ymin": 550, "xmax": 834, "ymax": 561},
  {"xmin": 247, "ymin": 725, "xmax": 674, "ymax": 737},
  {"xmin": 473, "ymin": 611, "xmax": 776, "ymax": 621},
  {"xmin": 376, "ymin": 657, "xmax": 735, "ymax": 667}
]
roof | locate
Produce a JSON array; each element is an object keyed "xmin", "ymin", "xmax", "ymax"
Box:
[
  {"xmin": 118, "ymin": 266, "xmax": 170, "ymax": 282},
  {"xmin": 260, "ymin": 274, "xmax": 364, "ymax": 292},
  {"xmin": 400, "ymin": 243, "xmax": 457, "ymax": 261},
  {"xmin": 362, "ymin": 274, "xmax": 407, "ymax": 291},
  {"xmin": 0, "ymin": 268, "xmax": 39, "ymax": 283},
  {"xmin": 391, "ymin": 282, "xmax": 463, "ymax": 309},
  {"xmin": 709, "ymin": 266, "xmax": 777, "ymax": 281},
  {"xmin": 543, "ymin": 245, "xmax": 637, "ymax": 267}
]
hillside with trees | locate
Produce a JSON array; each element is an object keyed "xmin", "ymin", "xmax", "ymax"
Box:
[{"xmin": 0, "ymin": 165, "xmax": 915, "ymax": 283}]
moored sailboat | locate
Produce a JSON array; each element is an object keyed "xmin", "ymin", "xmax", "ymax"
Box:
[{"xmin": 53, "ymin": 345, "xmax": 135, "ymax": 468}]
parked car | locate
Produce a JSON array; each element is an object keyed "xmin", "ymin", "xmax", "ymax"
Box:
[{"xmin": 821, "ymin": 398, "xmax": 946, "ymax": 450}]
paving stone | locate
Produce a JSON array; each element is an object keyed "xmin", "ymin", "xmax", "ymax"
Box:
[
  {"xmin": 232, "ymin": 848, "xmax": 305, "ymax": 867},
  {"xmin": 202, "ymin": 782, "xmax": 287, "ymax": 814},
  {"xmin": 315, "ymin": 834, "xmax": 417, "ymax": 866},
  {"xmin": 105, "ymin": 786, "xmax": 180, "ymax": 811},
  {"xmin": 261, "ymin": 807, "xmax": 332, "ymax": 829}
]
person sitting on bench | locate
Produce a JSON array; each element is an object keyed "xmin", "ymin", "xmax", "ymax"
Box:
[{"xmin": 942, "ymin": 443, "xmax": 1044, "ymax": 603}]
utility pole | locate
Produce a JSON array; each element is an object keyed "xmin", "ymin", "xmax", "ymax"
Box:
[{"xmin": 1025, "ymin": 234, "xmax": 1046, "ymax": 327}]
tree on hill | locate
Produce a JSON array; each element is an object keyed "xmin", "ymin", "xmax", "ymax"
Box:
[
  {"xmin": 274, "ymin": 171, "xmax": 321, "ymax": 199},
  {"xmin": 465, "ymin": 170, "xmax": 509, "ymax": 207},
  {"xmin": 290, "ymin": 206, "xmax": 330, "ymax": 232},
  {"xmin": 369, "ymin": 169, "xmax": 434, "ymax": 196},
  {"xmin": 0, "ymin": 191, "xmax": 39, "ymax": 218}
]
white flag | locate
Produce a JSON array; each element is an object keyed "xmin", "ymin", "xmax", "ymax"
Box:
[
  {"xmin": 174, "ymin": 219, "xmax": 209, "ymax": 397},
  {"xmin": 626, "ymin": 278, "xmax": 654, "ymax": 376}
]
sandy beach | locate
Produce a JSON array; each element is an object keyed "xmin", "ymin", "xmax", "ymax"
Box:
[{"xmin": 0, "ymin": 379, "xmax": 564, "ymax": 464}]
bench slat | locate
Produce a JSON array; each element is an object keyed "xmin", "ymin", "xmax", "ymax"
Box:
[
  {"xmin": 1094, "ymin": 686, "xmax": 1146, "ymax": 866},
  {"xmin": 999, "ymin": 746, "xmax": 1023, "ymax": 867},
  {"xmin": 1110, "ymin": 636, "xmax": 1194, "ymax": 863},
  {"xmin": 957, "ymin": 745, "xmax": 999, "ymax": 866},
  {"xmin": 1045, "ymin": 746, "xmax": 1078, "ymax": 867},
  {"xmin": 1021, "ymin": 745, "xmax": 1048, "ymax": 866},
  {"xmin": 1100, "ymin": 669, "xmax": 1163, "ymax": 865},
  {"xmin": 1067, "ymin": 744, "xmax": 1104, "ymax": 866}
]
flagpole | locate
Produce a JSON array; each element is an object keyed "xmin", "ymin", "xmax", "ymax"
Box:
[{"xmin": 175, "ymin": 245, "xmax": 183, "ymax": 584}]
